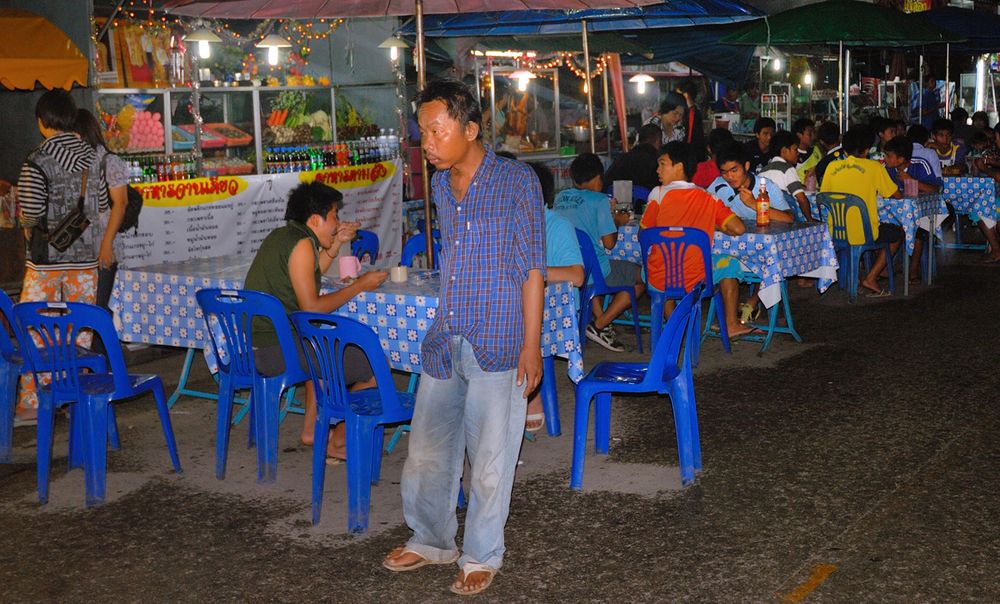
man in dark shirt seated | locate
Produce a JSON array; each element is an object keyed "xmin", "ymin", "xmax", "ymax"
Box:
[
  {"xmin": 604, "ymin": 123, "xmax": 662, "ymax": 197},
  {"xmin": 814, "ymin": 121, "xmax": 846, "ymax": 187},
  {"xmin": 743, "ymin": 117, "xmax": 775, "ymax": 174}
]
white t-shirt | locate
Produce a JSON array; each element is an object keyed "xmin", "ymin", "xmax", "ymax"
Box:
[{"xmin": 759, "ymin": 158, "xmax": 805, "ymax": 199}]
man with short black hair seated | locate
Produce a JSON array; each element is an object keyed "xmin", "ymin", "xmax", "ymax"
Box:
[
  {"xmin": 244, "ymin": 181, "xmax": 388, "ymax": 460},
  {"xmin": 820, "ymin": 128, "xmax": 903, "ymax": 297},
  {"xmin": 604, "ymin": 123, "xmax": 662, "ymax": 196}
]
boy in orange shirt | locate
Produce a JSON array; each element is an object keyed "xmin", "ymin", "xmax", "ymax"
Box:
[{"xmin": 640, "ymin": 141, "xmax": 752, "ymax": 337}]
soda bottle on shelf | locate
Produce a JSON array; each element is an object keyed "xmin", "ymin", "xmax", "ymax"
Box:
[{"xmin": 756, "ymin": 178, "xmax": 770, "ymax": 227}]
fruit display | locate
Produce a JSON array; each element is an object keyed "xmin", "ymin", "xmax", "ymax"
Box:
[
  {"xmin": 204, "ymin": 123, "xmax": 253, "ymax": 147},
  {"xmin": 128, "ymin": 111, "xmax": 166, "ymax": 151},
  {"xmin": 201, "ymin": 156, "xmax": 254, "ymax": 176}
]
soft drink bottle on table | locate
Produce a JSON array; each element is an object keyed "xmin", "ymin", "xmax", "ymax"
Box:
[{"xmin": 756, "ymin": 178, "xmax": 770, "ymax": 227}]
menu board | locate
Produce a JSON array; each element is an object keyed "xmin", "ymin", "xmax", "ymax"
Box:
[{"xmin": 118, "ymin": 159, "xmax": 403, "ymax": 269}]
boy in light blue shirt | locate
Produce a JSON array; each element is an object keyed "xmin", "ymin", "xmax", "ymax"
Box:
[
  {"xmin": 552, "ymin": 153, "xmax": 641, "ymax": 352},
  {"xmin": 708, "ymin": 142, "xmax": 795, "ymax": 222}
]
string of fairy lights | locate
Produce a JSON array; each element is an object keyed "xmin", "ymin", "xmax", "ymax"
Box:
[{"xmin": 530, "ymin": 52, "xmax": 609, "ymax": 81}]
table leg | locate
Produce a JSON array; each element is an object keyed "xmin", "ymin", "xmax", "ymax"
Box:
[
  {"xmin": 166, "ymin": 347, "xmax": 239, "ymax": 410},
  {"xmin": 903, "ymin": 247, "xmax": 910, "ymax": 297},
  {"xmin": 927, "ymin": 222, "xmax": 935, "ymax": 286},
  {"xmin": 540, "ymin": 355, "xmax": 561, "ymax": 437}
]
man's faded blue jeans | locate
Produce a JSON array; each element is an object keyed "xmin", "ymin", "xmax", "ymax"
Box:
[{"xmin": 400, "ymin": 336, "xmax": 527, "ymax": 570}]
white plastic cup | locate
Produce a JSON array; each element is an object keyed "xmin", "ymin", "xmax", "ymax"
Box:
[{"xmin": 390, "ymin": 265, "xmax": 409, "ymax": 283}]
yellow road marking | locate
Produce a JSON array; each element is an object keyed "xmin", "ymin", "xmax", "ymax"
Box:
[{"xmin": 780, "ymin": 564, "xmax": 837, "ymax": 604}]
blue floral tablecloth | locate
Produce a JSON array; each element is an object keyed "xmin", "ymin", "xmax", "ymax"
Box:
[
  {"xmin": 807, "ymin": 193, "xmax": 948, "ymax": 255},
  {"xmin": 612, "ymin": 221, "xmax": 839, "ymax": 308},
  {"xmin": 110, "ymin": 256, "xmax": 584, "ymax": 382},
  {"xmin": 941, "ymin": 176, "xmax": 997, "ymax": 228}
]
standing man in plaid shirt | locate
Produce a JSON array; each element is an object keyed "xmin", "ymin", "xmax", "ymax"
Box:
[{"xmin": 383, "ymin": 79, "xmax": 545, "ymax": 596}]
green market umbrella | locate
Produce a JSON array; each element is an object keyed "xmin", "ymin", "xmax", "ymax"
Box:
[{"xmin": 720, "ymin": 0, "xmax": 962, "ymax": 129}]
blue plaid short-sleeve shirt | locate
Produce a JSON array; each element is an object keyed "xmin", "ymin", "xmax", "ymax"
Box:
[{"xmin": 421, "ymin": 146, "xmax": 546, "ymax": 379}]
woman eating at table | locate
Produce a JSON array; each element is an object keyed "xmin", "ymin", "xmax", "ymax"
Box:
[{"xmin": 244, "ymin": 181, "xmax": 388, "ymax": 461}]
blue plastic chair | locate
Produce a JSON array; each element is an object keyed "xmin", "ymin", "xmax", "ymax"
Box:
[
  {"xmin": 400, "ymin": 229, "xmax": 442, "ymax": 268},
  {"xmin": 1, "ymin": 291, "xmax": 112, "ymax": 464},
  {"xmin": 817, "ymin": 192, "xmax": 896, "ymax": 303},
  {"xmin": 351, "ymin": 229, "xmax": 379, "ymax": 264},
  {"xmin": 13, "ymin": 301, "xmax": 181, "ymax": 506},
  {"xmin": 575, "ymin": 229, "xmax": 643, "ymax": 353},
  {"xmin": 570, "ymin": 284, "xmax": 703, "ymax": 490},
  {"xmin": 290, "ymin": 312, "xmax": 415, "ymax": 532},
  {"xmin": 638, "ymin": 227, "xmax": 730, "ymax": 365},
  {"xmin": 196, "ymin": 289, "xmax": 309, "ymax": 483},
  {"xmin": 784, "ymin": 192, "xmax": 809, "ymax": 223}
]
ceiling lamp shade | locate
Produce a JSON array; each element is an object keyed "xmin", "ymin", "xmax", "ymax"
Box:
[
  {"xmin": 628, "ymin": 73, "xmax": 654, "ymax": 94},
  {"xmin": 256, "ymin": 33, "xmax": 291, "ymax": 65},
  {"xmin": 509, "ymin": 68, "xmax": 536, "ymax": 91},
  {"xmin": 184, "ymin": 27, "xmax": 221, "ymax": 59},
  {"xmin": 378, "ymin": 36, "xmax": 409, "ymax": 61}
]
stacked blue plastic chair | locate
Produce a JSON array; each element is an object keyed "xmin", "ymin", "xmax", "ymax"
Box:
[
  {"xmin": 570, "ymin": 284, "xmax": 704, "ymax": 490},
  {"xmin": 196, "ymin": 289, "xmax": 309, "ymax": 482},
  {"xmin": 817, "ymin": 192, "xmax": 896, "ymax": 303},
  {"xmin": 400, "ymin": 229, "xmax": 442, "ymax": 269},
  {"xmin": 13, "ymin": 301, "xmax": 181, "ymax": 506},
  {"xmin": 291, "ymin": 312, "xmax": 415, "ymax": 532},
  {"xmin": 351, "ymin": 229, "xmax": 380, "ymax": 265},
  {"xmin": 575, "ymin": 228, "xmax": 643, "ymax": 353},
  {"xmin": 1, "ymin": 292, "xmax": 112, "ymax": 464},
  {"xmin": 638, "ymin": 227, "xmax": 729, "ymax": 365}
]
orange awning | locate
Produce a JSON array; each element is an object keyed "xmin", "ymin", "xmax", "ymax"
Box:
[{"xmin": 0, "ymin": 9, "xmax": 87, "ymax": 90}]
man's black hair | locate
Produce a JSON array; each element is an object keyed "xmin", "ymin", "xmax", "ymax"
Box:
[
  {"xmin": 637, "ymin": 123, "xmax": 662, "ymax": 146},
  {"xmin": 527, "ymin": 162, "xmax": 555, "ymax": 208},
  {"xmin": 924, "ymin": 73, "xmax": 936, "ymax": 85},
  {"xmin": 676, "ymin": 79, "xmax": 699, "ymax": 99},
  {"xmin": 413, "ymin": 78, "xmax": 483, "ymax": 140},
  {"xmin": 950, "ymin": 107, "xmax": 969, "ymax": 124},
  {"xmin": 707, "ymin": 127, "xmax": 734, "ymax": 152},
  {"xmin": 659, "ymin": 141, "xmax": 698, "ymax": 181},
  {"xmin": 753, "ymin": 117, "xmax": 776, "ymax": 134},
  {"xmin": 972, "ymin": 111, "xmax": 990, "ymax": 126},
  {"xmin": 570, "ymin": 153, "xmax": 605, "ymax": 186},
  {"xmin": 714, "ymin": 141, "xmax": 748, "ymax": 169},
  {"xmin": 35, "ymin": 89, "xmax": 77, "ymax": 132},
  {"xmin": 872, "ymin": 117, "xmax": 895, "ymax": 136},
  {"xmin": 284, "ymin": 181, "xmax": 343, "ymax": 223},
  {"xmin": 883, "ymin": 135, "xmax": 913, "ymax": 161},
  {"xmin": 659, "ymin": 92, "xmax": 686, "ymax": 115},
  {"xmin": 970, "ymin": 130, "xmax": 991, "ymax": 146},
  {"xmin": 791, "ymin": 117, "xmax": 815, "ymax": 136},
  {"xmin": 771, "ymin": 130, "xmax": 798, "ymax": 153},
  {"xmin": 931, "ymin": 118, "xmax": 954, "ymax": 134},
  {"xmin": 816, "ymin": 121, "xmax": 840, "ymax": 147},
  {"xmin": 842, "ymin": 128, "xmax": 871, "ymax": 156},
  {"xmin": 907, "ymin": 124, "xmax": 931, "ymax": 145}
]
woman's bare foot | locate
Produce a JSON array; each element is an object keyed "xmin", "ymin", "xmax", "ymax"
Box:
[
  {"xmin": 726, "ymin": 322, "xmax": 760, "ymax": 339},
  {"xmin": 860, "ymin": 278, "xmax": 883, "ymax": 295},
  {"xmin": 300, "ymin": 424, "xmax": 347, "ymax": 460}
]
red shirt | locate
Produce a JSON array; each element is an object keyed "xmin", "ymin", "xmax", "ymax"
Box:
[
  {"xmin": 640, "ymin": 181, "xmax": 736, "ymax": 291},
  {"xmin": 692, "ymin": 160, "xmax": 720, "ymax": 188}
]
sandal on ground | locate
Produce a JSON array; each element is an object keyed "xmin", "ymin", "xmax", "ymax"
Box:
[
  {"xmin": 866, "ymin": 289, "xmax": 892, "ymax": 298},
  {"xmin": 524, "ymin": 413, "xmax": 545, "ymax": 433},
  {"xmin": 383, "ymin": 547, "xmax": 459, "ymax": 572},
  {"xmin": 450, "ymin": 562, "xmax": 498, "ymax": 596},
  {"xmin": 728, "ymin": 326, "xmax": 765, "ymax": 340},
  {"xmin": 13, "ymin": 415, "xmax": 37, "ymax": 428},
  {"xmin": 737, "ymin": 302, "xmax": 758, "ymax": 324}
]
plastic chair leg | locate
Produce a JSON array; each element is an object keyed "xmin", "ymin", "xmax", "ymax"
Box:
[
  {"xmin": 688, "ymin": 302, "xmax": 702, "ymax": 368},
  {"xmin": 36, "ymin": 396, "xmax": 56, "ymax": 504},
  {"xmin": 82, "ymin": 396, "xmax": 110, "ymax": 507},
  {"xmin": 627, "ymin": 291, "xmax": 643, "ymax": 354},
  {"xmin": 252, "ymin": 381, "xmax": 280, "ymax": 483},
  {"xmin": 540, "ymin": 355, "xmax": 561, "ymax": 437},
  {"xmin": 107, "ymin": 405, "xmax": 121, "ymax": 452},
  {"xmin": 384, "ymin": 424, "xmax": 409, "ymax": 453},
  {"xmin": 0, "ymin": 362, "xmax": 18, "ymax": 463},
  {"xmin": 311, "ymin": 408, "xmax": 331, "ymax": 525},
  {"xmin": 594, "ymin": 392, "xmax": 612, "ymax": 455},
  {"xmin": 215, "ymin": 373, "xmax": 235, "ymax": 479},
  {"xmin": 666, "ymin": 382, "xmax": 695, "ymax": 486},
  {"xmin": 579, "ymin": 292, "xmax": 594, "ymax": 352},
  {"xmin": 345, "ymin": 415, "xmax": 375, "ymax": 533},
  {"xmin": 649, "ymin": 295, "xmax": 664, "ymax": 352},
  {"xmin": 371, "ymin": 425, "xmax": 385, "ymax": 485},
  {"xmin": 151, "ymin": 379, "xmax": 182, "ymax": 474},
  {"xmin": 714, "ymin": 292, "xmax": 731, "ymax": 353},
  {"xmin": 570, "ymin": 385, "xmax": 595, "ymax": 490},
  {"xmin": 68, "ymin": 404, "xmax": 85, "ymax": 470}
]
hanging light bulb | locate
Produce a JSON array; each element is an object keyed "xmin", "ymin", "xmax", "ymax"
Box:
[
  {"xmin": 184, "ymin": 26, "xmax": 221, "ymax": 60},
  {"xmin": 583, "ymin": 81, "xmax": 589, "ymax": 94},
  {"xmin": 256, "ymin": 34, "xmax": 292, "ymax": 67},
  {"xmin": 379, "ymin": 36, "xmax": 409, "ymax": 63},
  {"xmin": 803, "ymin": 72, "xmax": 814, "ymax": 86},
  {"xmin": 772, "ymin": 58, "xmax": 782, "ymax": 72},
  {"xmin": 510, "ymin": 69, "xmax": 536, "ymax": 92},
  {"xmin": 628, "ymin": 73, "xmax": 655, "ymax": 95}
]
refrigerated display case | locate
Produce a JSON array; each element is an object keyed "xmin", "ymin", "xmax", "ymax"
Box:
[{"xmin": 96, "ymin": 84, "xmax": 399, "ymax": 176}]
